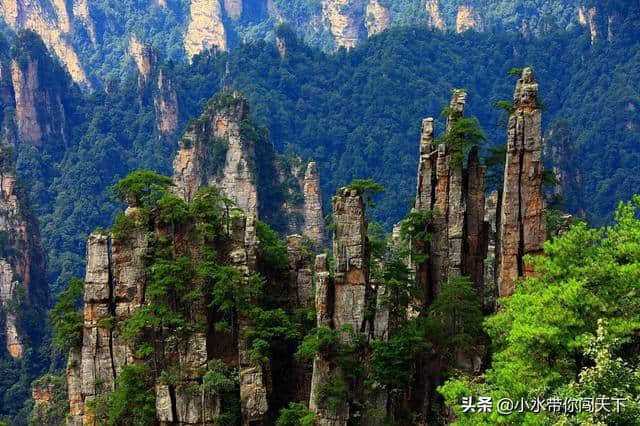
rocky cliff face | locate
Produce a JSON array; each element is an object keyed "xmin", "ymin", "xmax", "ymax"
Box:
[
  {"xmin": 301, "ymin": 162, "xmax": 326, "ymax": 247},
  {"xmin": 63, "ymin": 67, "xmax": 551, "ymax": 422},
  {"xmin": 154, "ymin": 69, "xmax": 179, "ymax": 135},
  {"xmin": 498, "ymin": 67, "xmax": 546, "ymax": 297},
  {"xmin": 128, "ymin": 36, "xmax": 156, "ymax": 84},
  {"xmin": 412, "ymin": 90, "xmax": 487, "ymax": 304},
  {"xmin": 455, "ymin": 5, "xmax": 482, "ymax": 33},
  {"xmin": 173, "ymin": 92, "xmax": 258, "ymax": 216},
  {"xmin": 364, "ymin": 0, "xmax": 389, "ymax": 37},
  {"xmin": 184, "ymin": 0, "xmax": 228, "ymax": 58},
  {"xmin": 9, "ymin": 36, "xmax": 69, "ymax": 146},
  {"xmin": 173, "ymin": 92, "xmax": 325, "ymax": 241},
  {"xmin": 309, "ymin": 187, "xmax": 388, "ymax": 425},
  {"xmin": 0, "ymin": 0, "xmax": 87, "ymax": 83},
  {"xmin": 0, "ymin": 159, "xmax": 48, "ymax": 359},
  {"xmin": 322, "ymin": 0, "xmax": 365, "ymax": 49},
  {"xmin": 66, "ymin": 203, "xmax": 274, "ymax": 425}
]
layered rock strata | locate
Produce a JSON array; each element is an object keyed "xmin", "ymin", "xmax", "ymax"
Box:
[
  {"xmin": 412, "ymin": 90, "xmax": 486, "ymax": 304},
  {"xmin": 173, "ymin": 92, "xmax": 258, "ymax": 217},
  {"xmin": 0, "ymin": 0, "xmax": 88, "ymax": 82},
  {"xmin": 0, "ymin": 166, "xmax": 47, "ymax": 359},
  {"xmin": 67, "ymin": 209, "xmax": 269, "ymax": 425},
  {"xmin": 66, "ymin": 224, "xmax": 148, "ymax": 425},
  {"xmin": 185, "ymin": 0, "xmax": 228, "ymax": 58},
  {"xmin": 234, "ymin": 214, "xmax": 270, "ymax": 425},
  {"xmin": 301, "ymin": 162, "xmax": 326, "ymax": 247},
  {"xmin": 309, "ymin": 187, "xmax": 388, "ymax": 425},
  {"xmin": 154, "ymin": 69, "xmax": 179, "ymax": 135},
  {"xmin": 497, "ymin": 67, "xmax": 546, "ymax": 297},
  {"xmin": 10, "ymin": 45, "xmax": 69, "ymax": 146}
]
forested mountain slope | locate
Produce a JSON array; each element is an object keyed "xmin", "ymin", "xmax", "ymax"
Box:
[
  {"xmin": 0, "ymin": 0, "xmax": 636, "ymax": 84},
  {"xmin": 0, "ymin": 9, "xmax": 637, "ymax": 425},
  {"xmin": 0, "ymin": 22, "xmax": 637, "ymax": 299}
]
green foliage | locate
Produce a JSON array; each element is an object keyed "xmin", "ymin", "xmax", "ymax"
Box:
[
  {"xmin": 50, "ymin": 278, "xmax": 84, "ymax": 352},
  {"xmin": 203, "ymin": 359, "xmax": 237, "ymax": 394},
  {"xmin": 16, "ymin": 22, "xmax": 640, "ymax": 301},
  {"xmin": 204, "ymin": 137, "xmax": 229, "ymax": 178},
  {"xmin": 429, "ymin": 275, "xmax": 483, "ymax": 356},
  {"xmin": 109, "ymin": 170, "xmax": 173, "ymax": 207},
  {"xmin": 276, "ymin": 402, "xmax": 315, "ymax": 426},
  {"xmin": 440, "ymin": 195, "xmax": 640, "ymax": 425},
  {"xmin": 345, "ymin": 178, "xmax": 386, "ymax": 209},
  {"xmin": 256, "ymin": 220, "xmax": 288, "ymax": 273},
  {"xmin": 507, "ymin": 67, "xmax": 525, "ymax": 77},
  {"xmin": 316, "ymin": 376, "xmax": 349, "ymax": 413},
  {"xmin": 493, "ymin": 100, "xmax": 515, "ymax": 114},
  {"xmin": 89, "ymin": 364, "xmax": 156, "ymax": 426},
  {"xmin": 28, "ymin": 374, "xmax": 68, "ymax": 426},
  {"xmin": 438, "ymin": 117, "xmax": 486, "ymax": 167},
  {"xmin": 400, "ymin": 210, "xmax": 433, "ymax": 264},
  {"xmin": 370, "ymin": 318, "xmax": 431, "ymax": 391}
]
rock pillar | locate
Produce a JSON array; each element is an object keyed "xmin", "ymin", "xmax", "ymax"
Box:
[{"xmin": 498, "ymin": 67, "xmax": 546, "ymax": 297}]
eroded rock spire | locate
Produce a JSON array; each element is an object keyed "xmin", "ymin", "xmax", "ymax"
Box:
[{"xmin": 498, "ymin": 67, "xmax": 546, "ymax": 297}]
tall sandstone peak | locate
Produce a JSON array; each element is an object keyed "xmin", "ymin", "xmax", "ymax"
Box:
[
  {"xmin": 0, "ymin": 167, "xmax": 47, "ymax": 359},
  {"xmin": 63, "ymin": 67, "xmax": 551, "ymax": 422},
  {"xmin": 173, "ymin": 92, "xmax": 259, "ymax": 216},
  {"xmin": 173, "ymin": 92, "xmax": 326, "ymax": 241},
  {"xmin": 497, "ymin": 67, "xmax": 546, "ymax": 297},
  {"xmin": 322, "ymin": 0, "xmax": 365, "ymax": 49},
  {"xmin": 128, "ymin": 36, "xmax": 156, "ymax": 84},
  {"xmin": 66, "ymin": 208, "xmax": 270, "ymax": 425},
  {"xmin": 9, "ymin": 34, "xmax": 69, "ymax": 146},
  {"xmin": 154, "ymin": 69, "xmax": 179, "ymax": 135},
  {"xmin": 0, "ymin": 0, "xmax": 87, "ymax": 83},
  {"xmin": 425, "ymin": 0, "xmax": 446, "ymax": 31},
  {"xmin": 413, "ymin": 90, "xmax": 487, "ymax": 305},
  {"xmin": 185, "ymin": 0, "xmax": 227, "ymax": 58},
  {"xmin": 0, "ymin": 42, "xmax": 49, "ymax": 362},
  {"xmin": 302, "ymin": 161, "xmax": 326, "ymax": 247},
  {"xmin": 309, "ymin": 187, "xmax": 388, "ymax": 425},
  {"xmin": 455, "ymin": 5, "xmax": 483, "ymax": 33}
]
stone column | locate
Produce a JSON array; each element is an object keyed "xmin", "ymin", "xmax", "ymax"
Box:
[
  {"xmin": 498, "ymin": 67, "xmax": 546, "ymax": 297},
  {"xmin": 302, "ymin": 162, "xmax": 326, "ymax": 247}
]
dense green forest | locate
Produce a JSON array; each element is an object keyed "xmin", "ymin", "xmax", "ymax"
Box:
[
  {"xmin": 0, "ymin": 13, "xmax": 638, "ymax": 424},
  {"xmin": 8, "ymin": 22, "xmax": 637, "ymax": 296},
  {"xmin": 37, "ymin": 0, "xmax": 640, "ymax": 83}
]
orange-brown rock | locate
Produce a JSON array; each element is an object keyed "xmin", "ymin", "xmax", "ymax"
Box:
[
  {"xmin": 309, "ymin": 187, "xmax": 389, "ymax": 424},
  {"xmin": 10, "ymin": 51, "xmax": 68, "ymax": 146},
  {"xmin": 498, "ymin": 67, "xmax": 546, "ymax": 297},
  {"xmin": 128, "ymin": 36, "xmax": 156, "ymax": 83},
  {"xmin": 0, "ymin": 0, "xmax": 88, "ymax": 82},
  {"xmin": 425, "ymin": 0, "xmax": 446, "ymax": 31},
  {"xmin": 302, "ymin": 162, "xmax": 326, "ymax": 247},
  {"xmin": 412, "ymin": 90, "xmax": 487, "ymax": 305}
]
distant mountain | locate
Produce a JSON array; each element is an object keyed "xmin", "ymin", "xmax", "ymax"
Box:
[{"xmin": 0, "ymin": 0, "xmax": 636, "ymax": 84}]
